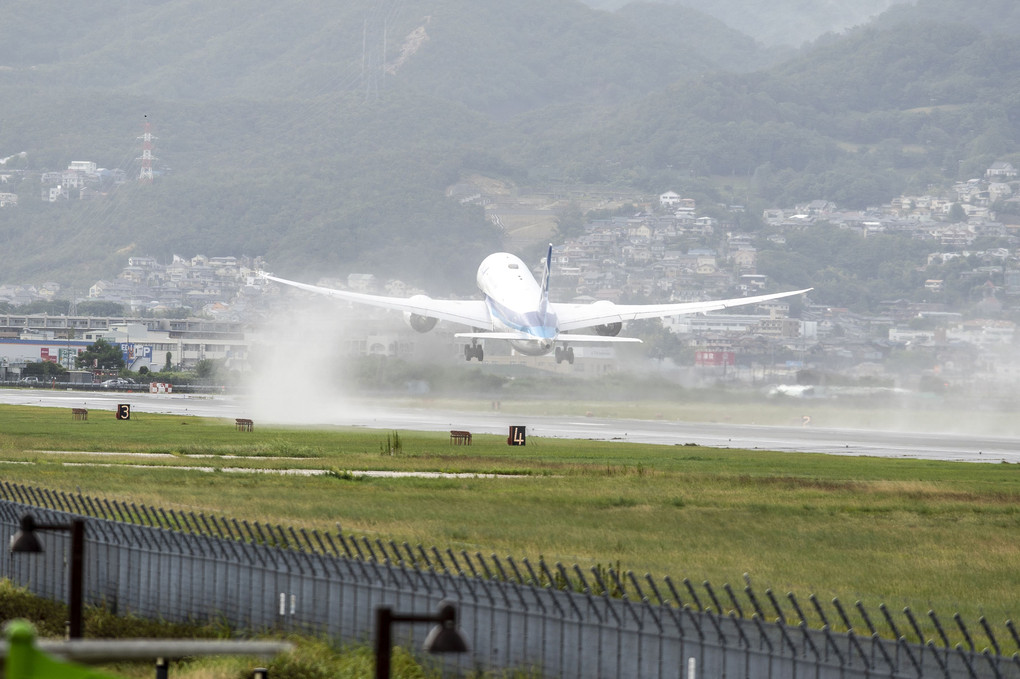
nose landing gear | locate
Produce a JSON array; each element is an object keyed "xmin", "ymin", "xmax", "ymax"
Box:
[{"xmin": 554, "ymin": 345, "xmax": 574, "ymax": 365}]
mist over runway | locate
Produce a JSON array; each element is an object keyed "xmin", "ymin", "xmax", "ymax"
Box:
[{"xmin": 0, "ymin": 388, "xmax": 1016, "ymax": 463}]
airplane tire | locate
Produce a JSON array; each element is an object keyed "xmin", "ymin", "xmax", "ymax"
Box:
[
  {"xmin": 554, "ymin": 347, "xmax": 562, "ymax": 364},
  {"xmin": 476, "ymin": 346, "xmax": 484, "ymax": 362},
  {"xmin": 567, "ymin": 347, "xmax": 575, "ymax": 365}
]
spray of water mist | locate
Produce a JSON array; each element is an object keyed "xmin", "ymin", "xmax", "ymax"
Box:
[
  {"xmin": 241, "ymin": 271, "xmax": 1020, "ymax": 440},
  {"xmin": 242, "ymin": 295, "xmax": 362, "ymax": 425}
]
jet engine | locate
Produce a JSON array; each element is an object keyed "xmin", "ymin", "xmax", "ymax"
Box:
[
  {"xmin": 590, "ymin": 300, "xmax": 622, "ymax": 336},
  {"xmin": 403, "ymin": 295, "xmax": 438, "ymax": 333},
  {"xmin": 594, "ymin": 322, "xmax": 623, "ymax": 336}
]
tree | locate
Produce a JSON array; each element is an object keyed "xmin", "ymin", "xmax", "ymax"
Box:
[
  {"xmin": 554, "ymin": 202, "xmax": 586, "ymax": 239},
  {"xmin": 195, "ymin": 358, "xmax": 219, "ymax": 379},
  {"xmin": 22, "ymin": 361, "xmax": 68, "ymax": 378},
  {"xmin": 948, "ymin": 202, "xmax": 967, "ymax": 223},
  {"xmin": 75, "ymin": 338, "xmax": 124, "ymax": 370},
  {"xmin": 77, "ymin": 300, "xmax": 127, "ymax": 316}
]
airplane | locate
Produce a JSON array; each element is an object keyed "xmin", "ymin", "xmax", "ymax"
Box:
[{"xmin": 261, "ymin": 246, "xmax": 811, "ymax": 364}]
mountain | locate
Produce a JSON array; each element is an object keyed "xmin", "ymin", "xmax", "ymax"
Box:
[
  {"xmin": 582, "ymin": 0, "xmax": 913, "ymax": 47},
  {"xmin": 0, "ymin": 0, "xmax": 1017, "ymax": 294},
  {"xmin": 517, "ymin": 1, "xmax": 1020, "ymax": 205},
  {"xmin": 0, "ymin": 0, "xmax": 777, "ymax": 289},
  {"xmin": 0, "ymin": 0, "xmax": 775, "ymax": 113},
  {"xmin": 879, "ymin": 0, "xmax": 1020, "ymax": 35}
]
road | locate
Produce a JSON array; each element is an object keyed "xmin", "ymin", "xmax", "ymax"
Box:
[{"xmin": 1, "ymin": 387, "xmax": 1016, "ymax": 463}]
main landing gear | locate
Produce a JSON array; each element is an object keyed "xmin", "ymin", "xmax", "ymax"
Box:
[
  {"xmin": 464, "ymin": 341, "xmax": 484, "ymax": 362},
  {"xmin": 554, "ymin": 345, "xmax": 574, "ymax": 365}
]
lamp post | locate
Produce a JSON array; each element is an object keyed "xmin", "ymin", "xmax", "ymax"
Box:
[
  {"xmin": 374, "ymin": 601, "xmax": 467, "ymax": 679},
  {"xmin": 9, "ymin": 514, "xmax": 86, "ymax": 639}
]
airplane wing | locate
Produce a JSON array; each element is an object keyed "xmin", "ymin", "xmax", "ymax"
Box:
[
  {"xmin": 454, "ymin": 332, "xmax": 642, "ymax": 343},
  {"xmin": 261, "ymin": 274, "xmax": 493, "ymax": 328},
  {"xmin": 553, "ymin": 288, "xmax": 812, "ymax": 332}
]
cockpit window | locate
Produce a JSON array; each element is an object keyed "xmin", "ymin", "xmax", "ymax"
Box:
[{"xmin": 508, "ymin": 263, "xmax": 519, "ymax": 269}]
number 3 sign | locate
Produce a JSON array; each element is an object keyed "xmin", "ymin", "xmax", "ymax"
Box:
[{"xmin": 116, "ymin": 404, "xmax": 131, "ymax": 420}]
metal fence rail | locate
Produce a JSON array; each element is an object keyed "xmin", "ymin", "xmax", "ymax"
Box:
[{"xmin": 1, "ymin": 483, "xmax": 1017, "ymax": 678}]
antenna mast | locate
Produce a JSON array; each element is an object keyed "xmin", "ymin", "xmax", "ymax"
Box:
[{"xmin": 137, "ymin": 117, "xmax": 157, "ymax": 183}]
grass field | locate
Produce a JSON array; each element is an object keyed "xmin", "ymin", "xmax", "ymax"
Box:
[{"xmin": 0, "ymin": 402, "xmax": 1017, "ymax": 647}]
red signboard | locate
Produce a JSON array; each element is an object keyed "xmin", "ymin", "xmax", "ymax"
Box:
[{"xmin": 695, "ymin": 351, "xmax": 735, "ymax": 367}]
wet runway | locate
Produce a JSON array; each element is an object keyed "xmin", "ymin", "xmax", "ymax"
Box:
[{"xmin": 1, "ymin": 388, "xmax": 1017, "ymax": 463}]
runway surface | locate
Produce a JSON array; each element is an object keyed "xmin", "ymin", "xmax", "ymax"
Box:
[{"xmin": 1, "ymin": 388, "xmax": 1016, "ymax": 463}]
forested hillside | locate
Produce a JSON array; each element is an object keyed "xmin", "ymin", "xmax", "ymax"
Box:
[
  {"xmin": 0, "ymin": 0, "xmax": 776, "ymax": 289},
  {"xmin": 0, "ymin": 0, "xmax": 1017, "ymax": 293},
  {"xmin": 518, "ymin": 4, "xmax": 1020, "ymax": 206}
]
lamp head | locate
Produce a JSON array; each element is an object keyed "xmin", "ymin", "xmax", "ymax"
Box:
[
  {"xmin": 422, "ymin": 603, "xmax": 468, "ymax": 654},
  {"xmin": 10, "ymin": 515, "xmax": 43, "ymax": 553}
]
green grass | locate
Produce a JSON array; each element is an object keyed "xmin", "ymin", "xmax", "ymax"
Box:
[
  {"xmin": 0, "ymin": 581, "xmax": 522, "ymax": 679},
  {"xmin": 0, "ymin": 404, "xmax": 1017, "ymax": 649}
]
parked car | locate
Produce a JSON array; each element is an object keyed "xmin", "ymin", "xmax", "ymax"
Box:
[
  {"xmin": 100, "ymin": 377, "xmax": 135, "ymax": 388},
  {"xmin": 19, "ymin": 376, "xmax": 39, "ymax": 385}
]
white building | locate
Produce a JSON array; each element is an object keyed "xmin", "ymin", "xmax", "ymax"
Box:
[
  {"xmin": 68, "ymin": 161, "xmax": 97, "ymax": 174},
  {"xmin": 659, "ymin": 191, "xmax": 681, "ymax": 207}
]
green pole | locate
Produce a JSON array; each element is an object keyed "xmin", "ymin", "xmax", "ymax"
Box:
[{"xmin": 5, "ymin": 620, "xmax": 123, "ymax": 679}]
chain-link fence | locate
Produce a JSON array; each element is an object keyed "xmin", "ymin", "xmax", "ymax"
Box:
[{"xmin": 1, "ymin": 483, "xmax": 1017, "ymax": 678}]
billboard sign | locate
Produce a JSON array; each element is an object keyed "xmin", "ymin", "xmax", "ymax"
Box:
[
  {"xmin": 123, "ymin": 344, "xmax": 153, "ymax": 363},
  {"xmin": 695, "ymin": 351, "xmax": 735, "ymax": 367}
]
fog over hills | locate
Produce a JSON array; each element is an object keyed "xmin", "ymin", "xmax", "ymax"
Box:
[
  {"xmin": 582, "ymin": 0, "xmax": 913, "ymax": 47},
  {"xmin": 0, "ymin": 0, "xmax": 1016, "ymax": 293}
]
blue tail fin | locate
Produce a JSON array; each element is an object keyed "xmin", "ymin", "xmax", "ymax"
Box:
[{"xmin": 539, "ymin": 244, "xmax": 552, "ymax": 322}]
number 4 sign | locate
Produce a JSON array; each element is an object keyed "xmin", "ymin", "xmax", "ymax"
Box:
[{"xmin": 508, "ymin": 425, "xmax": 526, "ymax": 446}]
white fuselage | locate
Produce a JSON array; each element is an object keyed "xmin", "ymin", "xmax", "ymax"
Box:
[{"xmin": 476, "ymin": 253, "xmax": 557, "ymax": 356}]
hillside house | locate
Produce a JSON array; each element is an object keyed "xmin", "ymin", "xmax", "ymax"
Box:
[
  {"xmin": 88, "ymin": 279, "xmax": 140, "ymax": 302},
  {"xmin": 621, "ymin": 245, "xmax": 653, "ymax": 264},
  {"xmin": 796, "ymin": 200, "xmax": 836, "ymax": 217},
  {"xmin": 739, "ymin": 274, "xmax": 767, "ymax": 292},
  {"xmin": 44, "ymin": 186, "xmax": 67, "ymax": 202},
  {"xmin": 694, "ymin": 216, "xmax": 716, "ymax": 231},
  {"xmin": 673, "ymin": 198, "xmax": 696, "ymax": 220},
  {"xmin": 68, "ymin": 161, "xmax": 97, "ymax": 174},
  {"xmin": 986, "ymin": 162, "xmax": 1017, "ymax": 180},
  {"xmin": 695, "ymin": 255, "xmax": 718, "ymax": 275},
  {"xmin": 731, "ymin": 248, "xmax": 757, "ymax": 272},
  {"xmin": 989, "ymin": 182, "xmax": 1012, "ymax": 203},
  {"xmin": 627, "ymin": 222, "xmax": 652, "ymax": 241}
]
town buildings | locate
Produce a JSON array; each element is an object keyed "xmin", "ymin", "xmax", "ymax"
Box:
[{"xmin": 2, "ymin": 159, "xmax": 1019, "ymax": 396}]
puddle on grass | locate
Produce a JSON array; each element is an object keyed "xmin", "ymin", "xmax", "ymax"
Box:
[{"xmin": 8, "ymin": 453, "xmax": 528, "ymax": 479}]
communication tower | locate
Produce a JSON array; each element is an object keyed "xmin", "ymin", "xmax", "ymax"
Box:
[{"xmin": 137, "ymin": 117, "xmax": 157, "ymax": 183}]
